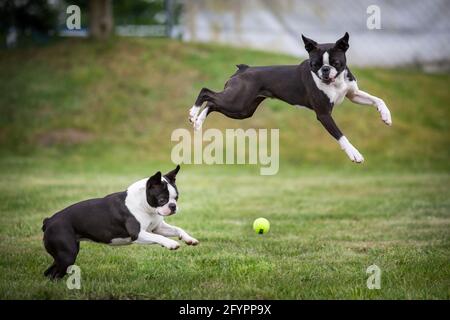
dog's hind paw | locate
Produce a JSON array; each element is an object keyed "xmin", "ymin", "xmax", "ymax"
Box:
[
  {"xmin": 188, "ymin": 105, "xmax": 200, "ymax": 123},
  {"xmin": 193, "ymin": 119, "xmax": 203, "ymax": 131}
]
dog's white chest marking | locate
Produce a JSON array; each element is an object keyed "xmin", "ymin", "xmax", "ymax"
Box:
[
  {"xmin": 124, "ymin": 178, "xmax": 163, "ymax": 231},
  {"xmin": 311, "ymin": 70, "xmax": 357, "ymax": 105}
]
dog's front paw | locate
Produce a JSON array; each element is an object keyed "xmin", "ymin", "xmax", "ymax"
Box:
[
  {"xmin": 162, "ymin": 239, "xmax": 180, "ymax": 250},
  {"xmin": 345, "ymin": 145, "xmax": 364, "ymax": 163},
  {"xmin": 341, "ymin": 144, "xmax": 364, "ymax": 163},
  {"xmin": 339, "ymin": 137, "xmax": 364, "ymax": 163},
  {"xmin": 182, "ymin": 235, "xmax": 199, "ymax": 246},
  {"xmin": 377, "ymin": 103, "xmax": 392, "ymax": 126}
]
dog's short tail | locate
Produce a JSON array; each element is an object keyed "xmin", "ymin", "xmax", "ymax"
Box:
[
  {"xmin": 42, "ymin": 217, "xmax": 50, "ymax": 232},
  {"xmin": 236, "ymin": 64, "xmax": 249, "ymax": 71},
  {"xmin": 231, "ymin": 64, "xmax": 250, "ymax": 78}
]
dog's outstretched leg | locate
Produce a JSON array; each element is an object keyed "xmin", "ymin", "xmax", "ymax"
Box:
[
  {"xmin": 316, "ymin": 112, "xmax": 364, "ymax": 163},
  {"xmin": 346, "ymin": 88, "xmax": 392, "ymax": 126},
  {"xmin": 188, "ymin": 105, "xmax": 201, "ymax": 123},
  {"xmin": 133, "ymin": 230, "xmax": 180, "ymax": 250},
  {"xmin": 194, "ymin": 106, "xmax": 210, "ymax": 131},
  {"xmin": 189, "ymin": 88, "xmax": 216, "ymax": 124},
  {"xmin": 153, "ymin": 221, "xmax": 199, "ymax": 245}
]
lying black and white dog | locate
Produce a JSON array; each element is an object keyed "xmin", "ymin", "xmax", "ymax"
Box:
[
  {"xmin": 42, "ymin": 165, "xmax": 198, "ymax": 279},
  {"xmin": 188, "ymin": 33, "xmax": 392, "ymax": 163}
]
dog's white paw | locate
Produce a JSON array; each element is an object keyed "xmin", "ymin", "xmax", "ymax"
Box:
[
  {"xmin": 339, "ymin": 136, "xmax": 364, "ymax": 163},
  {"xmin": 188, "ymin": 105, "xmax": 200, "ymax": 124},
  {"xmin": 182, "ymin": 236, "xmax": 199, "ymax": 246},
  {"xmin": 345, "ymin": 145, "xmax": 364, "ymax": 163},
  {"xmin": 162, "ymin": 239, "xmax": 180, "ymax": 250},
  {"xmin": 193, "ymin": 119, "xmax": 203, "ymax": 131},
  {"xmin": 377, "ymin": 103, "xmax": 392, "ymax": 126}
]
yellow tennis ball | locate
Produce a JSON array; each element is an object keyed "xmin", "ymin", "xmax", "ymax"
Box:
[{"xmin": 253, "ymin": 218, "xmax": 270, "ymax": 234}]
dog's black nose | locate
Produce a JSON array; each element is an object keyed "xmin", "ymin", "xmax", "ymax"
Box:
[
  {"xmin": 321, "ymin": 65, "xmax": 330, "ymax": 74},
  {"xmin": 168, "ymin": 203, "xmax": 177, "ymax": 212}
]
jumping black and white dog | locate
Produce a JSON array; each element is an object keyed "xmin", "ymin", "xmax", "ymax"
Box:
[
  {"xmin": 188, "ymin": 33, "xmax": 392, "ymax": 163},
  {"xmin": 42, "ymin": 165, "xmax": 198, "ymax": 279}
]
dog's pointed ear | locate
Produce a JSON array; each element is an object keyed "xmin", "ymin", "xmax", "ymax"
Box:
[
  {"xmin": 147, "ymin": 171, "xmax": 162, "ymax": 188},
  {"xmin": 164, "ymin": 165, "xmax": 180, "ymax": 184},
  {"xmin": 302, "ymin": 34, "xmax": 317, "ymax": 53},
  {"xmin": 335, "ymin": 32, "xmax": 349, "ymax": 51}
]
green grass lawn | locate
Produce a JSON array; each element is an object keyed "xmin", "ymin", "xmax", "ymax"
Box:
[{"xmin": 0, "ymin": 38, "xmax": 449, "ymax": 299}]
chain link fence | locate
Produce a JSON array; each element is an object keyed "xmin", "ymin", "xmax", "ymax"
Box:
[
  {"xmin": 179, "ymin": 0, "xmax": 450, "ymax": 69},
  {"xmin": 3, "ymin": 0, "xmax": 449, "ymax": 69}
]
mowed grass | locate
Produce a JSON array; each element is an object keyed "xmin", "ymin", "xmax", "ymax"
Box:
[
  {"xmin": 0, "ymin": 165, "xmax": 449, "ymax": 299},
  {"xmin": 0, "ymin": 38, "xmax": 449, "ymax": 170},
  {"xmin": 0, "ymin": 38, "xmax": 449, "ymax": 299}
]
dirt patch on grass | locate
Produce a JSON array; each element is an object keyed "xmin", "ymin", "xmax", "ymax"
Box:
[{"xmin": 35, "ymin": 128, "xmax": 93, "ymax": 146}]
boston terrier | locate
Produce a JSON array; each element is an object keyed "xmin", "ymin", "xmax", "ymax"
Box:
[
  {"xmin": 42, "ymin": 165, "xmax": 198, "ymax": 279},
  {"xmin": 188, "ymin": 33, "xmax": 392, "ymax": 163}
]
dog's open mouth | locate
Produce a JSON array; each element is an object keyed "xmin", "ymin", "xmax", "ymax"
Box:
[
  {"xmin": 156, "ymin": 210, "xmax": 175, "ymax": 216},
  {"xmin": 321, "ymin": 77, "xmax": 335, "ymax": 84}
]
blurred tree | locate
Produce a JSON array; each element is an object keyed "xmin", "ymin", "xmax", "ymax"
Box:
[{"xmin": 89, "ymin": 0, "xmax": 114, "ymax": 40}]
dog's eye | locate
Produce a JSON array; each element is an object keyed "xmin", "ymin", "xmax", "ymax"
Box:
[
  {"xmin": 311, "ymin": 62, "xmax": 319, "ymax": 68},
  {"xmin": 333, "ymin": 61, "xmax": 341, "ymax": 67},
  {"xmin": 158, "ymin": 198, "xmax": 167, "ymax": 206}
]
